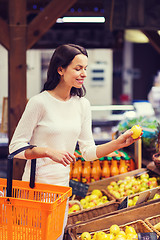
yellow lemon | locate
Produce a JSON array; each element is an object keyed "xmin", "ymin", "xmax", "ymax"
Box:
[
  {"xmin": 131, "ymin": 125, "xmax": 142, "ymax": 139},
  {"xmin": 126, "ymin": 233, "xmax": 138, "ymax": 239},
  {"xmin": 115, "ymin": 236, "xmax": 126, "ymax": 240},
  {"xmin": 81, "ymin": 232, "xmax": 91, "ymax": 240},
  {"xmin": 118, "ymin": 231, "xmax": 126, "ymax": 236},
  {"xmin": 115, "ymin": 233, "xmax": 126, "ymax": 239},
  {"xmin": 125, "ymin": 226, "xmax": 136, "ymax": 235},
  {"xmin": 107, "ymin": 233, "xmax": 115, "ymax": 240},
  {"xmin": 96, "ymin": 231, "xmax": 106, "ymax": 240},
  {"xmin": 110, "ymin": 225, "xmax": 120, "ymax": 236}
]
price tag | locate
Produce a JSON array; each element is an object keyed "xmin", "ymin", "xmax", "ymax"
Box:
[
  {"xmin": 136, "ymin": 187, "xmax": 160, "ymax": 205},
  {"xmin": 148, "ymin": 187, "xmax": 159, "ymax": 200},
  {"xmin": 118, "ymin": 196, "xmax": 128, "ymax": 210},
  {"xmin": 136, "ymin": 190, "xmax": 151, "ymax": 205},
  {"xmin": 69, "ymin": 180, "xmax": 89, "ymax": 198},
  {"xmin": 138, "ymin": 232, "xmax": 157, "ymax": 240}
]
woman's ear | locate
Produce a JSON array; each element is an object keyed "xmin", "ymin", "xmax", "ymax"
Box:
[{"xmin": 57, "ymin": 66, "xmax": 64, "ymax": 76}]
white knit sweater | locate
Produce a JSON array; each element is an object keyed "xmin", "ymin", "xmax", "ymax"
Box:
[{"xmin": 9, "ymin": 91, "xmax": 97, "ymax": 186}]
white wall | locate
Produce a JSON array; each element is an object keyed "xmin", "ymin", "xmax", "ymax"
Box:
[
  {"xmin": 0, "ymin": 45, "xmax": 41, "ymax": 120},
  {"xmin": 85, "ymin": 49, "xmax": 113, "ymax": 120}
]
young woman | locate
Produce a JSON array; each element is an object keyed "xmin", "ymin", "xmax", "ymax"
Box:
[{"xmin": 9, "ymin": 44, "xmax": 139, "ymax": 239}]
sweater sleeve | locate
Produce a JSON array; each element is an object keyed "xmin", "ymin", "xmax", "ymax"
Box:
[
  {"xmin": 9, "ymin": 96, "xmax": 43, "ymax": 158},
  {"xmin": 77, "ymin": 98, "xmax": 98, "ymax": 161}
]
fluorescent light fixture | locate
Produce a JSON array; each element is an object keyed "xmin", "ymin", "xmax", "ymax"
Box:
[
  {"xmin": 56, "ymin": 16, "xmax": 105, "ymax": 23},
  {"xmin": 125, "ymin": 30, "xmax": 149, "ymax": 43}
]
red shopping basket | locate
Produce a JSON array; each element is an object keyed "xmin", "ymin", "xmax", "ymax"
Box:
[{"xmin": 0, "ymin": 145, "xmax": 72, "ymax": 240}]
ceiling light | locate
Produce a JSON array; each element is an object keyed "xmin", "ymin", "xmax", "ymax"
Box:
[
  {"xmin": 56, "ymin": 16, "xmax": 105, "ymax": 23},
  {"xmin": 125, "ymin": 30, "xmax": 149, "ymax": 43}
]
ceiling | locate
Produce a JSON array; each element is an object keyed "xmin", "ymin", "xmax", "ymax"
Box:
[{"xmin": 0, "ymin": 0, "xmax": 160, "ymax": 50}]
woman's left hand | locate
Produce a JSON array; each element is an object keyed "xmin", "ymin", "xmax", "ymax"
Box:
[{"xmin": 116, "ymin": 129, "xmax": 141, "ymax": 149}]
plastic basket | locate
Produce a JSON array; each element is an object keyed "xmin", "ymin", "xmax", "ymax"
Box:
[{"xmin": 0, "ymin": 146, "xmax": 72, "ymax": 240}]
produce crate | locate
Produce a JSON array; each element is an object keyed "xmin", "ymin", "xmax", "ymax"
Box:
[
  {"xmin": 145, "ymin": 215, "xmax": 160, "ymax": 236},
  {"xmin": 70, "ymin": 220, "xmax": 153, "ymax": 240},
  {"xmin": 126, "ymin": 187, "xmax": 160, "ymax": 207},
  {"xmin": 67, "ymin": 200, "xmax": 118, "ymax": 226},
  {"xmin": 67, "ymin": 201, "xmax": 160, "ymax": 239},
  {"xmin": 67, "ymin": 189, "xmax": 116, "ymax": 226},
  {"xmin": 88, "ymin": 168, "xmax": 147, "ymax": 192}
]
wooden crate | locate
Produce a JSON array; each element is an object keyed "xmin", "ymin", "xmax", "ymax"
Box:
[
  {"xmin": 67, "ymin": 201, "xmax": 160, "ymax": 239},
  {"xmin": 67, "ymin": 189, "xmax": 116, "ymax": 226},
  {"xmin": 71, "ymin": 219, "xmax": 153, "ymax": 240},
  {"xmin": 67, "ymin": 200, "xmax": 118, "ymax": 226},
  {"xmin": 145, "ymin": 215, "xmax": 160, "ymax": 236},
  {"xmin": 88, "ymin": 168, "xmax": 147, "ymax": 192}
]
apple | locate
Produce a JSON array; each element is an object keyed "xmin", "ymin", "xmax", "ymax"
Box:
[
  {"xmin": 89, "ymin": 194, "xmax": 99, "ymax": 201},
  {"xmin": 85, "ymin": 196, "xmax": 90, "ymax": 202},
  {"xmin": 132, "ymin": 185, "xmax": 140, "ymax": 193},
  {"xmin": 140, "ymin": 173, "xmax": 149, "ymax": 180},
  {"xmin": 88, "ymin": 201, "xmax": 96, "ymax": 208},
  {"xmin": 101, "ymin": 195, "xmax": 108, "ymax": 203},
  {"xmin": 91, "ymin": 189, "xmax": 103, "ymax": 198}
]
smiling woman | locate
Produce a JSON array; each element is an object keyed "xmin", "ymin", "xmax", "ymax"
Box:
[{"xmin": 9, "ymin": 43, "xmax": 139, "ymax": 240}]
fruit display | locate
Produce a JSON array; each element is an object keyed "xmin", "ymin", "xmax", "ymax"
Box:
[
  {"xmin": 79, "ymin": 189, "xmax": 109, "ymax": 209},
  {"xmin": 107, "ymin": 173, "xmax": 158, "ymax": 199},
  {"xmin": 80, "ymin": 224, "xmax": 138, "ymax": 240},
  {"xmin": 128, "ymin": 192, "xmax": 160, "ymax": 207}
]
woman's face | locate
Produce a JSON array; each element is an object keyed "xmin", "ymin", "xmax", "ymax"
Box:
[{"xmin": 59, "ymin": 54, "xmax": 88, "ymax": 89}]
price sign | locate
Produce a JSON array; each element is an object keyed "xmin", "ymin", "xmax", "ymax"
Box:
[
  {"xmin": 138, "ymin": 232, "xmax": 157, "ymax": 240},
  {"xmin": 136, "ymin": 187, "xmax": 160, "ymax": 205},
  {"xmin": 69, "ymin": 180, "xmax": 89, "ymax": 198},
  {"xmin": 118, "ymin": 196, "xmax": 128, "ymax": 210}
]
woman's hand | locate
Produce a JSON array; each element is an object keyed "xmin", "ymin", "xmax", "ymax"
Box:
[
  {"xmin": 46, "ymin": 150, "xmax": 76, "ymax": 167},
  {"xmin": 25, "ymin": 147, "xmax": 76, "ymax": 167},
  {"xmin": 116, "ymin": 129, "xmax": 141, "ymax": 149}
]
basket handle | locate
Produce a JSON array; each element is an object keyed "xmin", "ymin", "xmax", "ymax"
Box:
[{"xmin": 7, "ymin": 145, "xmax": 37, "ymax": 197}]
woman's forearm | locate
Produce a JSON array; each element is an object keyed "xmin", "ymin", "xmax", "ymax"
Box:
[
  {"xmin": 96, "ymin": 130, "xmax": 135, "ymax": 159},
  {"xmin": 96, "ymin": 139, "xmax": 119, "ymax": 158},
  {"xmin": 24, "ymin": 147, "xmax": 49, "ymax": 159}
]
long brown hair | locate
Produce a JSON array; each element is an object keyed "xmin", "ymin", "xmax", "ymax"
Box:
[{"xmin": 42, "ymin": 44, "xmax": 88, "ymax": 97}]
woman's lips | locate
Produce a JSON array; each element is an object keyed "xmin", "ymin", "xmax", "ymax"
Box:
[{"xmin": 76, "ymin": 79, "xmax": 84, "ymax": 84}]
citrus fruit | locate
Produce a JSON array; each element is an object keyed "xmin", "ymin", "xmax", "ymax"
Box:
[
  {"xmin": 131, "ymin": 125, "xmax": 142, "ymax": 139},
  {"xmin": 110, "ymin": 224, "xmax": 120, "ymax": 235},
  {"xmin": 125, "ymin": 226, "xmax": 136, "ymax": 235},
  {"xmin": 107, "ymin": 233, "xmax": 115, "ymax": 240},
  {"xmin": 96, "ymin": 231, "xmax": 106, "ymax": 240},
  {"xmin": 81, "ymin": 232, "xmax": 91, "ymax": 240}
]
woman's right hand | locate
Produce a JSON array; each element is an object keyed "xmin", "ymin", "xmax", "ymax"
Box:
[
  {"xmin": 25, "ymin": 147, "xmax": 76, "ymax": 167},
  {"xmin": 46, "ymin": 149, "xmax": 76, "ymax": 167}
]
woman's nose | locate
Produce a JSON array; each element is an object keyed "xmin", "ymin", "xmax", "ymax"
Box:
[{"xmin": 81, "ymin": 69, "xmax": 87, "ymax": 77}]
